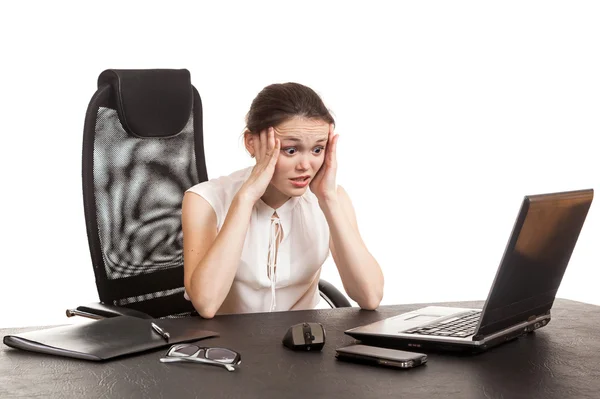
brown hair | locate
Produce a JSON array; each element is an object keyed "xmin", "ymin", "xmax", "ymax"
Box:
[{"xmin": 245, "ymin": 82, "xmax": 335, "ymax": 134}]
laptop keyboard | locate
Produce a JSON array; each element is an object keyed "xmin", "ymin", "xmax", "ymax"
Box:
[{"xmin": 403, "ymin": 310, "xmax": 481, "ymax": 338}]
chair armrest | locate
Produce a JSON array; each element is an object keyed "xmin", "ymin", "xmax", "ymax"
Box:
[
  {"xmin": 66, "ymin": 302, "xmax": 153, "ymax": 319},
  {"xmin": 318, "ymin": 279, "xmax": 352, "ymax": 308}
]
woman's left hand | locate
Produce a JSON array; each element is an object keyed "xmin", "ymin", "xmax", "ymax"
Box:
[{"xmin": 310, "ymin": 123, "xmax": 339, "ymax": 204}]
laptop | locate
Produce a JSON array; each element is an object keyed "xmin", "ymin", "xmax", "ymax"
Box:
[{"xmin": 346, "ymin": 189, "xmax": 594, "ymax": 353}]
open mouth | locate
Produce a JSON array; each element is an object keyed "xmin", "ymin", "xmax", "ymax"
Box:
[{"xmin": 290, "ymin": 176, "xmax": 310, "ymax": 182}]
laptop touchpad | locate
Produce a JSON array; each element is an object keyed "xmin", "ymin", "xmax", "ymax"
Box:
[{"xmin": 405, "ymin": 314, "xmax": 441, "ymax": 323}]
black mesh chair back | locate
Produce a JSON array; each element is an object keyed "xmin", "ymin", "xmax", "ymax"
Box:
[{"xmin": 82, "ymin": 69, "xmax": 207, "ymax": 318}]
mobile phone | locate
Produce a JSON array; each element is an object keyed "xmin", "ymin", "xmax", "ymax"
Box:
[{"xmin": 335, "ymin": 344, "xmax": 427, "ymax": 369}]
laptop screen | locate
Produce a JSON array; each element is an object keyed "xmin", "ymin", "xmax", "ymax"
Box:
[{"xmin": 476, "ymin": 189, "xmax": 593, "ymax": 338}]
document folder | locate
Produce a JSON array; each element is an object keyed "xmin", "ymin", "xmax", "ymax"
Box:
[{"xmin": 3, "ymin": 315, "xmax": 219, "ymax": 361}]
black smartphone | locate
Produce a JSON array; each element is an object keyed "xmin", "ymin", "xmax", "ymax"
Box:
[{"xmin": 335, "ymin": 344, "xmax": 427, "ymax": 369}]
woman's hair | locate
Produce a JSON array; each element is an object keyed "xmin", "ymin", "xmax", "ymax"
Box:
[{"xmin": 245, "ymin": 82, "xmax": 335, "ymax": 134}]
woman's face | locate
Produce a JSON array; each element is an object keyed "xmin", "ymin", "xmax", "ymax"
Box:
[{"xmin": 270, "ymin": 116, "xmax": 330, "ymax": 197}]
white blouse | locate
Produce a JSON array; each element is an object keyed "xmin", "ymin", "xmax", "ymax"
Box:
[{"xmin": 184, "ymin": 166, "xmax": 331, "ymax": 314}]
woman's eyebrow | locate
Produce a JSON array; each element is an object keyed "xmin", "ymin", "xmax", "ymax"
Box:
[{"xmin": 283, "ymin": 137, "xmax": 328, "ymax": 143}]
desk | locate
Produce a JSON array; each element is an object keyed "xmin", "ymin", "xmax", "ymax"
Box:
[{"xmin": 1, "ymin": 299, "xmax": 599, "ymax": 399}]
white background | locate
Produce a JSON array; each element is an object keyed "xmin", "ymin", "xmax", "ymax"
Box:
[{"xmin": 1, "ymin": 1, "xmax": 598, "ymax": 328}]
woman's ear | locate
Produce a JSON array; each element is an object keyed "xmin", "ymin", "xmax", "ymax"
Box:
[{"xmin": 243, "ymin": 130, "xmax": 255, "ymax": 158}]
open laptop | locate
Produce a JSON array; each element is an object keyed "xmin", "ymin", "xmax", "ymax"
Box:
[{"xmin": 346, "ymin": 189, "xmax": 594, "ymax": 353}]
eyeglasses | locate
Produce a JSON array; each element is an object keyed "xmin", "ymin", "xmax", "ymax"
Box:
[{"xmin": 159, "ymin": 344, "xmax": 241, "ymax": 372}]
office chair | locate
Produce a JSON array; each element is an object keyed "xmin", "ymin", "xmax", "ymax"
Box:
[{"xmin": 67, "ymin": 69, "xmax": 351, "ymax": 320}]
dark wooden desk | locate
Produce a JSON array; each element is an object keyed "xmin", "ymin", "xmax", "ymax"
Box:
[{"xmin": 2, "ymin": 299, "xmax": 599, "ymax": 399}]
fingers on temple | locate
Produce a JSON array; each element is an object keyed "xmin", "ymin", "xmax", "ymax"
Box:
[
  {"xmin": 260, "ymin": 129, "xmax": 267, "ymax": 159},
  {"xmin": 268, "ymin": 127, "xmax": 275, "ymax": 152},
  {"xmin": 272, "ymin": 138, "xmax": 280, "ymax": 162}
]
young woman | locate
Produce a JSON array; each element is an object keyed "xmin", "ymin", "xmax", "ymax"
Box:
[{"xmin": 182, "ymin": 83, "xmax": 384, "ymax": 318}]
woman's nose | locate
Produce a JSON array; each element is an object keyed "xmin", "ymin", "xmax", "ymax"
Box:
[{"xmin": 296, "ymin": 155, "xmax": 310, "ymax": 170}]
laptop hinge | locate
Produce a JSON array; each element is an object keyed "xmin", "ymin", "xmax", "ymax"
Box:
[
  {"xmin": 474, "ymin": 309, "xmax": 550, "ymax": 340},
  {"xmin": 474, "ymin": 316, "xmax": 533, "ymax": 341},
  {"xmin": 473, "ymin": 313, "xmax": 551, "ymax": 343}
]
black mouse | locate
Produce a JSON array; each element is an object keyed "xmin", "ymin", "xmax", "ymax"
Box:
[{"xmin": 282, "ymin": 322, "xmax": 326, "ymax": 351}]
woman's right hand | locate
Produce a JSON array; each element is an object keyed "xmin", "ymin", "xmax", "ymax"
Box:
[{"xmin": 238, "ymin": 127, "xmax": 280, "ymax": 204}]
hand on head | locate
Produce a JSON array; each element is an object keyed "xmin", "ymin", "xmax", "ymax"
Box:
[
  {"xmin": 309, "ymin": 123, "xmax": 339, "ymax": 202},
  {"xmin": 239, "ymin": 127, "xmax": 280, "ymax": 203}
]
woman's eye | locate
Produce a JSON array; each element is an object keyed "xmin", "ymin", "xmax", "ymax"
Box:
[{"xmin": 282, "ymin": 146, "xmax": 324, "ymax": 155}]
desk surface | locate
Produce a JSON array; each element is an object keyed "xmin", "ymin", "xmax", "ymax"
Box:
[{"xmin": 2, "ymin": 298, "xmax": 600, "ymax": 399}]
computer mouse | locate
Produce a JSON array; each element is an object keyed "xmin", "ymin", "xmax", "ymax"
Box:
[{"xmin": 282, "ymin": 322, "xmax": 326, "ymax": 351}]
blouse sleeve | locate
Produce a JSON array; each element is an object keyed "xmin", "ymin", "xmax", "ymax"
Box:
[{"xmin": 185, "ymin": 180, "xmax": 227, "ymax": 230}]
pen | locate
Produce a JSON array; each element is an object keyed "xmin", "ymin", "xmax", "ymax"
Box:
[{"xmin": 151, "ymin": 322, "xmax": 171, "ymax": 342}]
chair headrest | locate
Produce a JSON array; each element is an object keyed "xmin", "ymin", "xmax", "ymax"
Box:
[{"xmin": 98, "ymin": 69, "xmax": 193, "ymax": 138}]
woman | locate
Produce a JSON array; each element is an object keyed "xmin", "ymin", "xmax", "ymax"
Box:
[{"xmin": 182, "ymin": 82, "xmax": 384, "ymax": 318}]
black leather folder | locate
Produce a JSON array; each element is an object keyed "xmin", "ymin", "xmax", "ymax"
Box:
[{"xmin": 2, "ymin": 316, "xmax": 219, "ymax": 361}]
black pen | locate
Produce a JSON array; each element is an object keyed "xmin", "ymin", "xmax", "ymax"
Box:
[{"xmin": 151, "ymin": 322, "xmax": 171, "ymax": 342}]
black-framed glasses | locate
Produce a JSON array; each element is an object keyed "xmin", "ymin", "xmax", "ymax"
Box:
[{"xmin": 159, "ymin": 344, "xmax": 242, "ymax": 372}]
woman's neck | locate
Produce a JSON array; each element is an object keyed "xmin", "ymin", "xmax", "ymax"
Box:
[{"xmin": 261, "ymin": 184, "xmax": 291, "ymax": 210}]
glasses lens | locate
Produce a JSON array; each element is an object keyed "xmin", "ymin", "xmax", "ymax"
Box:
[
  {"xmin": 205, "ymin": 348, "xmax": 238, "ymax": 363},
  {"xmin": 169, "ymin": 344, "xmax": 201, "ymax": 357}
]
